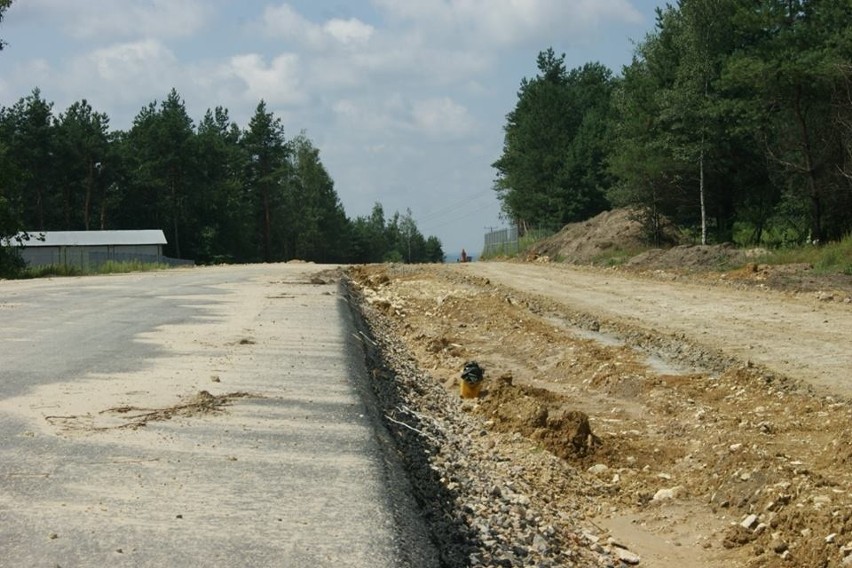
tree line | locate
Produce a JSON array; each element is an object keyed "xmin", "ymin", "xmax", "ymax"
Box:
[
  {"xmin": 0, "ymin": 88, "xmax": 444, "ymax": 272},
  {"xmin": 494, "ymin": 0, "xmax": 852, "ymax": 246}
]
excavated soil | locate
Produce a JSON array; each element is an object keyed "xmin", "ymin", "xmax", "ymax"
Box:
[
  {"xmin": 347, "ymin": 262, "xmax": 852, "ymax": 568},
  {"xmin": 525, "ymin": 207, "xmax": 852, "ymax": 300},
  {"xmin": 526, "ymin": 208, "xmax": 680, "ymax": 264}
]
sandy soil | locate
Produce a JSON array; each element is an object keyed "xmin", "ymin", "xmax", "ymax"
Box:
[
  {"xmin": 349, "ymin": 261, "xmax": 852, "ymax": 568},
  {"xmin": 471, "ymin": 262, "xmax": 852, "ymax": 396}
]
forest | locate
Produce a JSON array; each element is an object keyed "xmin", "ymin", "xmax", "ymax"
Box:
[
  {"xmin": 0, "ymin": 87, "xmax": 444, "ymax": 273},
  {"xmin": 0, "ymin": 2, "xmax": 442, "ymax": 274},
  {"xmin": 494, "ymin": 0, "xmax": 852, "ymax": 246}
]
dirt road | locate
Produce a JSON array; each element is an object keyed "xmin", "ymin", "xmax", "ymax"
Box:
[
  {"xmin": 349, "ymin": 261, "xmax": 852, "ymax": 568},
  {"xmin": 470, "ymin": 262, "xmax": 852, "ymax": 397}
]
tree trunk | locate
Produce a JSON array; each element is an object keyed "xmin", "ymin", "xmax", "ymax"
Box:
[
  {"xmin": 83, "ymin": 159, "xmax": 93, "ymax": 230},
  {"xmin": 35, "ymin": 183, "xmax": 45, "ymax": 231},
  {"xmin": 99, "ymin": 179, "xmax": 108, "ymax": 230},
  {"xmin": 700, "ymin": 78, "xmax": 708, "ymax": 246},
  {"xmin": 170, "ymin": 170, "xmax": 181, "ymax": 258},
  {"xmin": 700, "ymin": 144, "xmax": 707, "ymax": 245},
  {"xmin": 63, "ymin": 184, "xmax": 72, "ymax": 229},
  {"xmin": 793, "ymin": 85, "xmax": 822, "ymax": 243},
  {"xmin": 262, "ymin": 186, "xmax": 271, "ymax": 262}
]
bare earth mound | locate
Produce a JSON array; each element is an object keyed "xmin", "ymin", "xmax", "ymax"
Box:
[
  {"xmin": 527, "ymin": 208, "xmax": 678, "ymax": 264},
  {"xmin": 528, "ymin": 208, "xmax": 852, "ymax": 299},
  {"xmin": 626, "ymin": 243, "xmax": 748, "ymax": 270}
]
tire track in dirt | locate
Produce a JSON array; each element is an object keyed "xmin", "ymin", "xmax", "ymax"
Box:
[{"xmin": 466, "ymin": 262, "xmax": 852, "ymax": 397}]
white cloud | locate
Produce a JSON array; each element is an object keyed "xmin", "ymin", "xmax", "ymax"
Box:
[
  {"xmin": 250, "ymin": 0, "xmax": 637, "ymax": 110},
  {"xmin": 411, "ymin": 97, "xmax": 474, "ymax": 138},
  {"xmin": 254, "ymin": 5, "xmax": 486, "ymax": 97},
  {"xmin": 330, "ymin": 94, "xmax": 474, "ymax": 142},
  {"xmin": 13, "ymin": 0, "xmax": 211, "ymax": 41},
  {"xmin": 324, "ymin": 18, "xmax": 375, "ymax": 46},
  {"xmin": 222, "ymin": 53, "xmax": 306, "ymax": 107},
  {"xmin": 61, "ymin": 40, "xmax": 180, "ymax": 106},
  {"xmin": 372, "ymin": 0, "xmax": 643, "ymax": 47},
  {"xmin": 260, "ymin": 4, "xmax": 375, "ymax": 50},
  {"xmin": 0, "ymin": 59, "xmax": 53, "ymax": 103},
  {"xmin": 90, "ymin": 40, "xmax": 177, "ymax": 81},
  {"xmin": 332, "ymin": 95, "xmax": 407, "ymax": 134},
  {"xmin": 260, "ymin": 4, "xmax": 326, "ymax": 48}
]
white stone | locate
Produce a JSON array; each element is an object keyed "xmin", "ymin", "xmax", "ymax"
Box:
[
  {"xmin": 653, "ymin": 486, "xmax": 684, "ymax": 501},
  {"xmin": 615, "ymin": 548, "xmax": 641, "ymax": 565},
  {"xmin": 741, "ymin": 514, "xmax": 759, "ymax": 530}
]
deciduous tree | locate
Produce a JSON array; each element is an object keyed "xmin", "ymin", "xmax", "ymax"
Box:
[{"xmin": 494, "ymin": 49, "xmax": 613, "ymax": 231}]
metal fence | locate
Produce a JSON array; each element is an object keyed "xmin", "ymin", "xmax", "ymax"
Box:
[{"xmin": 482, "ymin": 227, "xmax": 519, "ymax": 257}]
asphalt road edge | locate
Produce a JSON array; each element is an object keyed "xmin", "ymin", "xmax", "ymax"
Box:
[{"xmin": 339, "ymin": 277, "xmax": 449, "ymax": 568}]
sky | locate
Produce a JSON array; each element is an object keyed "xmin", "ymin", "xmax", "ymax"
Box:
[{"xmin": 0, "ymin": 0, "xmax": 665, "ymax": 259}]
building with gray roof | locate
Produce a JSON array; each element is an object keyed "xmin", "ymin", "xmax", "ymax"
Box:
[{"xmin": 1, "ymin": 230, "xmax": 191, "ymax": 269}]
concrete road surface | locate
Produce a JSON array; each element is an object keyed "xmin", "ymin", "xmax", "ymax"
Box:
[{"xmin": 0, "ymin": 264, "xmax": 437, "ymax": 567}]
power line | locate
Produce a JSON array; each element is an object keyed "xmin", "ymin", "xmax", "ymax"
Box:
[
  {"xmin": 418, "ymin": 201, "xmax": 504, "ymax": 232},
  {"xmin": 414, "ymin": 188, "xmax": 495, "ymax": 225}
]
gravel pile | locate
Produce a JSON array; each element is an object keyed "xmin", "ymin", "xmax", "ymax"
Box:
[{"xmin": 346, "ymin": 278, "xmax": 637, "ymax": 568}]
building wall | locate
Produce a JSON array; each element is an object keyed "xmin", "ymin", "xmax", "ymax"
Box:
[{"xmin": 20, "ymin": 244, "xmax": 163, "ymax": 268}]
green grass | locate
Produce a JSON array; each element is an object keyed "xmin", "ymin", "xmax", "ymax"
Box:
[
  {"xmin": 94, "ymin": 260, "xmax": 170, "ymax": 274},
  {"xmin": 479, "ymin": 244, "xmax": 516, "ymax": 260},
  {"xmin": 480, "ymin": 229, "xmax": 555, "ymax": 260},
  {"xmin": 590, "ymin": 245, "xmax": 651, "ymax": 267},
  {"xmin": 20, "ymin": 264, "xmax": 84, "ymax": 278},
  {"xmin": 763, "ymin": 234, "xmax": 852, "ymax": 275},
  {"xmin": 19, "ymin": 260, "xmax": 171, "ymax": 279},
  {"xmin": 478, "ymin": 226, "xmax": 851, "ymax": 277}
]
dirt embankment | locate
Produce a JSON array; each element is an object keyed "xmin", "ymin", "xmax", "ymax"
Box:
[
  {"xmin": 525, "ymin": 207, "xmax": 852, "ymax": 301},
  {"xmin": 348, "ymin": 261, "xmax": 852, "ymax": 568}
]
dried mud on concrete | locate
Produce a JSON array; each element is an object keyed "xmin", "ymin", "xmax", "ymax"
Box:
[
  {"xmin": 346, "ymin": 263, "xmax": 852, "ymax": 568},
  {"xmin": 44, "ymin": 390, "xmax": 257, "ymax": 432}
]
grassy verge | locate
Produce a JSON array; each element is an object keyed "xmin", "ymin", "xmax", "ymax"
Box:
[
  {"xmin": 590, "ymin": 245, "xmax": 651, "ymax": 267},
  {"xmin": 19, "ymin": 260, "xmax": 171, "ymax": 279},
  {"xmin": 480, "ymin": 229, "xmax": 555, "ymax": 261},
  {"xmin": 478, "ymin": 227, "xmax": 851, "ymax": 276},
  {"xmin": 763, "ymin": 234, "xmax": 852, "ymax": 275},
  {"xmin": 94, "ymin": 260, "xmax": 171, "ymax": 274}
]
